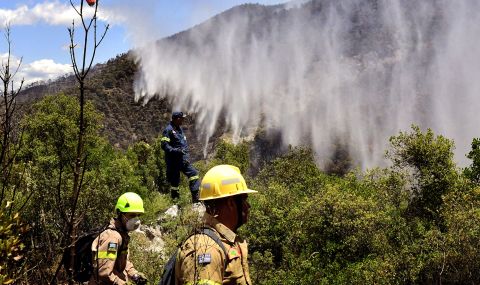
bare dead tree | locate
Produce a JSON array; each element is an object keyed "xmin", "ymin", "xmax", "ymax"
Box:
[
  {"xmin": 50, "ymin": 0, "xmax": 109, "ymax": 283},
  {"xmin": 0, "ymin": 24, "xmax": 24, "ymax": 206}
]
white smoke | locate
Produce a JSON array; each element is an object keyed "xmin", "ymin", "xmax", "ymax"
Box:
[{"xmin": 133, "ymin": 0, "xmax": 480, "ymax": 168}]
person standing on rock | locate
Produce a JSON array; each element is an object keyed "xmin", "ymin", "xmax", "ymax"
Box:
[{"xmin": 161, "ymin": 111, "xmax": 200, "ymax": 203}]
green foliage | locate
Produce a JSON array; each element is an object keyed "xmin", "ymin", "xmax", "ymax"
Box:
[
  {"xmin": 386, "ymin": 125, "xmax": 458, "ymax": 222},
  {"xmin": 0, "ymin": 205, "xmax": 28, "ymax": 285},
  {"xmin": 20, "ymin": 93, "xmax": 102, "ymax": 163},
  {"xmin": 245, "ymin": 130, "xmax": 480, "ymax": 284},
  {"xmin": 246, "ymin": 148, "xmax": 333, "ymax": 283},
  {"xmin": 130, "ymin": 202, "xmax": 204, "ymax": 284},
  {"xmin": 128, "ymin": 231, "xmax": 164, "ymax": 284},
  {"xmin": 253, "ymin": 146, "xmax": 332, "ymax": 196},
  {"xmin": 7, "ymin": 97, "xmax": 480, "ymax": 285},
  {"xmin": 126, "ymin": 140, "xmax": 159, "ymax": 193},
  {"xmin": 246, "ymin": 152, "xmax": 399, "ymax": 284},
  {"xmin": 141, "ymin": 191, "xmax": 171, "ymax": 225},
  {"xmin": 151, "ymin": 136, "xmax": 169, "ymax": 194},
  {"xmin": 84, "ymin": 151, "xmax": 148, "ymax": 226},
  {"xmin": 14, "ymin": 94, "xmax": 153, "ymax": 280},
  {"xmin": 18, "ymin": 94, "xmax": 111, "ymax": 225},
  {"xmin": 212, "ymin": 140, "xmax": 250, "ymax": 174},
  {"xmin": 194, "ymin": 140, "xmax": 251, "ymax": 181},
  {"xmin": 464, "ymin": 138, "xmax": 480, "ymax": 184},
  {"xmin": 436, "ymin": 183, "xmax": 480, "ymax": 283}
]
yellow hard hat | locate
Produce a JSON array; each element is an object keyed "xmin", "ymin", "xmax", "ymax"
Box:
[{"xmin": 199, "ymin": 165, "xmax": 257, "ymax": 201}]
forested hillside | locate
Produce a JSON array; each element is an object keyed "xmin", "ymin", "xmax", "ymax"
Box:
[{"xmin": 17, "ymin": 53, "xmax": 205, "ymax": 155}]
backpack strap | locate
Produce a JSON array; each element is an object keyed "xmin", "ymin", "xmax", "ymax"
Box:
[
  {"xmin": 94, "ymin": 224, "xmax": 118, "ymax": 258},
  {"xmin": 159, "ymin": 227, "xmax": 228, "ymax": 284},
  {"xmin": 198, "ymin": 227, "xmax": 229, "ymax": 270}
]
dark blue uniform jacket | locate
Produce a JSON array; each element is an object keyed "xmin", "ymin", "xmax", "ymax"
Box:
[{"xmin": 161, "ymin": 122, "xmax": 189, "ymax": 162}]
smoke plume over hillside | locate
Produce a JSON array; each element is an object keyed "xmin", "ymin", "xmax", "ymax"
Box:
[{"xmin": 133, "ymin": 0, "xmax": 480, "ymax": 168}]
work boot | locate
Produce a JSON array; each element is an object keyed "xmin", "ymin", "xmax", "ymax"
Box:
[
  {"xmin": 191, "ymin": 190, "xmax": 200, "ymax": 204},
  {"xmin": 171, "ymin": 189, "xmax": 180, "ymax": 201}
]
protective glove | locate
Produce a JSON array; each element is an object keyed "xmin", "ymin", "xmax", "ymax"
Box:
[
  {"xmin": 172, "ymin": 147, "xmax": 183, "ymax": 154},
  {"xmin": 131, "ymin": 272, "xmax": 148, "ymax": 285},
  {"xmin": 182, "ymin": 155, "xmax": 191, "ymax": 165}
]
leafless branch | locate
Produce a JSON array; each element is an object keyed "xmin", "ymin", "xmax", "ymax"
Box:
[
  {"xmin": 68, "ymin": 24, "xmax": 81, "ymax": 80},
  {"xmin": 69, "ymin": 0, "xmax": 81, "ymax": 17},
  {"xmin": 56, "ymin": 0, "xmax": 110, "ymax": 282},
  {"xmin": 86, "ymin": 20, "xmax": 109, "ymax": 76},
  {"xmin": 0, "ymin": 24, "xmax": 24, "ymax": 205}
]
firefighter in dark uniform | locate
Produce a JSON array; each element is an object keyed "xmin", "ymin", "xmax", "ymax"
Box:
[{"xmin": 161, "ymin": 112, "xmax": 200, "ymax": 203}]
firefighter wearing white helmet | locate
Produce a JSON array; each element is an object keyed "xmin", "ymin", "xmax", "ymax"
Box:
[
  {"xmin": 175, "ymin": 165, "xmax": 257, "ymax": 285},
  {"xmin": 89, "ymin": 192, "xmax": 148, "ymax": 285}
]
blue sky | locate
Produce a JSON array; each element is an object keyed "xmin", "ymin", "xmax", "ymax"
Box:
[{"xmin": 0, "ymin": 0, "xmax": 288, "ymax": 86}]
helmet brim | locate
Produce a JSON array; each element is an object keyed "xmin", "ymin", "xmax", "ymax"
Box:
[{"xmin": 115, "ymin": 208, "xmax": 145, "ymax": 214}]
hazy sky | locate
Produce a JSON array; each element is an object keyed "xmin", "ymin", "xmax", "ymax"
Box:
[{"xmin": 0, "ymin": 0, "xmax": 288, "ymax": 85}]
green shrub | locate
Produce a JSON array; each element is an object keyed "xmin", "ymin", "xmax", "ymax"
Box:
[
  {"xmin": 131, "ymin": 203, "xmax": 204, "ymax": 284},
  {"xmin": 464, "ymin": 138, "xmax": 480, "ymax": 184},
  {"xmin": 195, "ymin": 140, "xmax": 251, "ymax": 178},
  {"xmin": 8, "ymin": 104, "xmax": 480, "ymax": 284},
  {"xmin": 435, "ymin": 183, "xmax": 480, "ymax": 283},
  {"xmin": 0, "ymin": 205, "xmax": 28, "ymax": 285},
  {"xmin": 386, "ymin": 125, "xmax": 459, "ymax": 223},
  {"xmin": 252, "ymin": 146, "xmax": 333, "ymax": 196}
]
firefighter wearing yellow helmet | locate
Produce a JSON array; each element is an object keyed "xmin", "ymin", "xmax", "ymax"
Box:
[
  {"xmin": 175, "ymin": 165, "xmax": 258, "ymax": 285},
  {"xmin": 89, "ymin": 192, "xmax": 148, "ymax": 285}
]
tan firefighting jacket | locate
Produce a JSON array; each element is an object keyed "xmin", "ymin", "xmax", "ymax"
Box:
[
  {"xmin": 175, "ymin": 213, "xmax": 252, "ymax": 285},
  {"xmin": 89, "ymin": 218, "xmax": 138, "ymax": 285}
]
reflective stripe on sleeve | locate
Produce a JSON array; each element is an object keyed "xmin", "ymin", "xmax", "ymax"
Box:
[
  {"xmin": 161, "ymin": 137, "xmax": 171, "ymax": 142},
  {"xmin": 186, "ymin": 280, "xmax": 220, "ymax": 285},
  {"xmin": 96, "ymin": 251, "xmax": 117, "ymax": 260},
  {"xmin": 171, "ymin": 186, "xmax": 179, "ymax": 190},
  {"xmin": 189, "ymin": 175, "xmax": 199, "ymax": 181}
]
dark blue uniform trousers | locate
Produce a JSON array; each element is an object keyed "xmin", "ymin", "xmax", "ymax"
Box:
[{"xmin": 166, "ymin": 157, "xmax": 200, "ymax": 202}]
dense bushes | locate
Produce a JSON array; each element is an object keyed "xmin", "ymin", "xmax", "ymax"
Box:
[
  {"xmin": 0, "ymin": 204, "xmax": 27, "ymax": 285},
  {"xmin": 2, "ymin": 93, "xmax": 480, "ymax": 284},
  {"xmin": 244, "ymin": 127, "xmax": 480, "ymax": 284},
  {"xmin": 6, "ymin": 94, "xmax": 159, "ymax": 282},
  {"xmin": 246, "ymin": 148, "xmax": 399, "ymax": 284},
  {"xmin": 387, "ymin": 125, "xmax": 459, "ymax": 223}
]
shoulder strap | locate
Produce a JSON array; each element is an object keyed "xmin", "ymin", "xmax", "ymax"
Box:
[
  {"xmin": 94, "ymin": 224, "xmax": 124, "ymax": 253},
  {"xmin": 106, "ymin": 226, "xmax": 126, "ymax": 252},
  {"xmin": 198, "ymin": 227, "xmax": 229, "ymax": 269}
]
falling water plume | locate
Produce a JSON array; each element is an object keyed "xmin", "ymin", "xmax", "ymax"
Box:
[{"xmin": 133, "ymin": 0, "xmax": 480, "ymax": 168}]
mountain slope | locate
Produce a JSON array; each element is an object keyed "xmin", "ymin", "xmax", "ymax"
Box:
[
  {"xmin": 134, "ymin": 0, "xmax": 478, "ymax": 168},
  {"xmin": 17, "ymin": 3, "xmax": 288, "ymax": 162}
]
